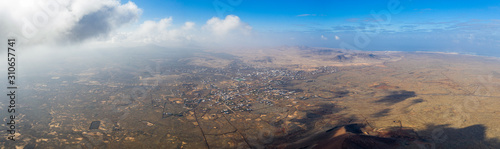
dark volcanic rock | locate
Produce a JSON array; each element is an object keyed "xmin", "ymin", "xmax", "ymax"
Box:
[
  {"xmin": 276, "ymin": 124, "xmax": 402, "ymax": 149},
  {"xmin": 89, "ymin": 121, "xmax": 101, "ymax": 130}
]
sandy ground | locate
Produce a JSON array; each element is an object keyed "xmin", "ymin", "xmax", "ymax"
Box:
[{"xmin": 3, "ymin": 47, "xmax": 500, "ymax": 148}]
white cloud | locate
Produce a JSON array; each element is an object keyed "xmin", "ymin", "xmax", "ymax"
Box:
[
  {"xmin": 1, "ymin": 1, "xmax": 256, "ymax": 49},
  {"xmin": 321, "ymin": 35, "xmax": 327, "ymax": 40},
  {"xmin": 183, "ymin": 22, "xmax": 195, "ymax": 30},
  {"xmin": 0, "ymin": 0, "xmax": 141, "ymax": 45},
  {"xmin": 106, "ymin": 15, "xmax": 255, "ymax": 48},
  {"xmin": 335, "ymin": 35, "xmax": 340, "ymax": 40},
  {"xmin": 203, "ymin": 15, "xmax": 252, "ymax": 36},
  {"xmin": 121, "ymin": 17, "xmax": 195, "ymax": 46},
  {"xmin": 297, "ymin": 14, "xmax": 319, "ymax": 17},
  {"xmin": 67, "ymin": 1, "xmax": 141, "ymax": 42}
]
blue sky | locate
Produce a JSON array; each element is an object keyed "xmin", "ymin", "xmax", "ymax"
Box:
[
  {"xmin": 1, "ymin": 0, "xmax": 499, "ymax": 56},
  {"xmin": 130, "ymin": 0, "xmax": 499, "ymax": 30},
  {"xmin": 119, "ymin": 0, "xmax": 500, "ymax": 55}
]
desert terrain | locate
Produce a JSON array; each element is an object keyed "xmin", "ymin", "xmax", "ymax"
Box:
[{"xmin": 2, "ymin": 46, "xmax": 500, "ymax": 148}]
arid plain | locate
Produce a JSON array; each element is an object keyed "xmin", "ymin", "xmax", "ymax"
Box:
[{"xmin": 2, "ymin": 46, "xmax": 500, "ymax": 148}]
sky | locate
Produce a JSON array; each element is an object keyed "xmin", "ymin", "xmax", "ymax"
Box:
[{"xmin": 1, "ymin": 0, "xmax": 499, "ymax": 56}]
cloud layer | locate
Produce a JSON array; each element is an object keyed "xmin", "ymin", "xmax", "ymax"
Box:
[
  {"xmin": 107, "ymin": 15, "xmax": 254, "ymax": 48},
  {"xmin": 0, "ymin": 0, "xmax": 257, "ymax": 49},
  {"xmin": 0, "ymin": 0, "xmax": 141, "ymax": 46},
  {"xmin": 67, "ymin": 1, "xmax": 141, "ymax": 42}
]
